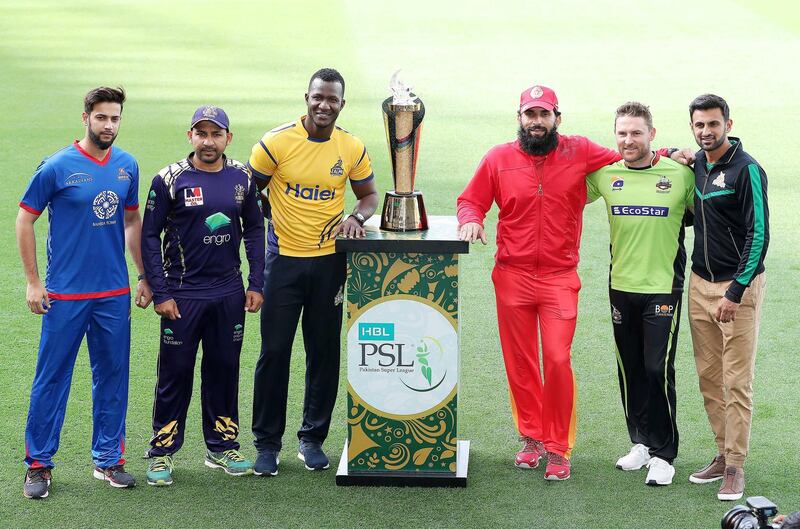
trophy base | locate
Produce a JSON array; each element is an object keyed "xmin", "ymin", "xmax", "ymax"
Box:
[{"xmin": 380, "ymin": 191, "xmax": 428, "ymax": 231}]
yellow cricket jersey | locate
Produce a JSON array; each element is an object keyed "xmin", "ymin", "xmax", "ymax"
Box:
[{"xmin": 248, "ymin": 117, "xmax": 374, "ymax": 257}]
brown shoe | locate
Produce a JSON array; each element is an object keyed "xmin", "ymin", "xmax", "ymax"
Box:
[
  {"xmin": 689, "ymin": 454, "xmax": 726, "ymax": 484},
  {"xmin": 717, "ymin": 466, "xmax": 744, "ymax": 501}
]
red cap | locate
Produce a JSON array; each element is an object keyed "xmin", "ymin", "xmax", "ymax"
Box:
[{"xmin": 519, "ymin": 85, "xmax": 558, "ymax": 113}]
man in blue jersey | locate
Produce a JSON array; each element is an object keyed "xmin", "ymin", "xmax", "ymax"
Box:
[
  {"xmin": 17, "ymin": 86, "xmax": 152, "ymax": 499},
  {"xmin": 141, "ymin": 106, "xmax": 265, "ymax": 486}
]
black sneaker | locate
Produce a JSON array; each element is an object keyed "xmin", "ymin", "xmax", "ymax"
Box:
[
  {"xmin": 23, "ymin": 467, "xmax": 52, "ymax": 499},
  {"xmin": 253, "ymin": 450, "xmax": 279, "ymax": 476},
  {"xmin": 298, "ymin": 440, "xmax": 329, "ymax": 470},
  {"xmin": 93, "ymin": 464, "xmax": 136, "ymax": 488}
]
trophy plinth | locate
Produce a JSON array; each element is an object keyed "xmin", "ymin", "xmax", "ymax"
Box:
[
  {"xmin": 380, "ymin": 190, "xmax": 427, "ymax": 231},
  {"xmin": 380, "ymin": 95, "xmax": 428, "ymax": 231}
]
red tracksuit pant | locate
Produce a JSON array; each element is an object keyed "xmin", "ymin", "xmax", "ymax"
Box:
[{"xmin": 492, "ymin": 265, "xmax": 580, "ymax": 458}]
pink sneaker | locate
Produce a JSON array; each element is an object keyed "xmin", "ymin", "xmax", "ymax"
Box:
[
  {"xmin": 544, "ymin": 452, "xmax": 571, "ymax": 481},
  {"xmin": 514, "ymin": 437, "xmax": 546, "ymax": 469}
]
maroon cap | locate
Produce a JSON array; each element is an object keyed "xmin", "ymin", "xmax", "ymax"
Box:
[{"xmin": 519, "ymin": 85, "xmax": 559, "ymax": 113}]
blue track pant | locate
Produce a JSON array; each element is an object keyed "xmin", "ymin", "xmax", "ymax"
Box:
[{"xmin": 24, "ymin": 294, "xmax": 130, "ymax": 469}]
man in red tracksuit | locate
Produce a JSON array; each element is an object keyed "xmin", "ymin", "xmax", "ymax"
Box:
[{"xmin": 457, "ymin": 85, "xmax": 685, "ymax": 480}]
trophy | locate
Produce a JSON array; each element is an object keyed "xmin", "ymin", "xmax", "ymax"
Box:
[{"xmin": 380, "ymin": 71, "xmax": 428, "ymax": 231}]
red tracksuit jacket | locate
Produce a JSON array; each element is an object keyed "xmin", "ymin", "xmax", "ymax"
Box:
[{"xmin": 457, "ymin": 136, "xmax": 621, "ymax": 276}]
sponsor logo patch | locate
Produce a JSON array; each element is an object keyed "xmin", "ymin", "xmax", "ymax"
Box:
[
  {"xmin": 655, "ymin": 175, "xmax": 672, "ymax": 193},
  {"xmin": 233, "ymin": 323, "xmax": 243, "ymax": 342},
  {"xmin": 712, "ymin": 172, "xmax": 726, "ymax": 188},
  {"xmin": 65, "ymin": 172, "xmax": 93, "ymax": 185},
  {"xmin": 611, "ymin": 175, "xmax": 624, "ymax": 190},
  {"xmin": 285, "ymin": 182, "xmax": 336, "ymax": 201},
  {"xmin": 330, "ymin": 158, "xmax": 344, "ymax": 176},
  {"xmin": 655, "ymin": 304, "xmax": 675, "ymax": 317},
  {"xmin": 203, "ymin": 212, "xmax": 231, "ymax": 245},
  {"xmin": 92, "ymin": 190, "xmax": 119, "ymax": 220},
  {"xmin": 184, "ymin": 187, "xmax": 204, "ymax": 206},
  {"xmin": 611, "ymin": 205, "xmax": 669, "ymax": 217},
  {"xmin": 118, "ymin": 167, "xmax": 132, "ymax": 180},
  {"xmin": 612, "ymin": 305, "xmax": 622, "ymax": 324}
]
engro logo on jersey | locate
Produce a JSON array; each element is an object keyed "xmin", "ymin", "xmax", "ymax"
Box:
[
  {"xmin": 611, "ymin": 205, "xmax": 669, "ymax": 217},
  {"xmin": 203, "ymin": 212, "xmax": 231, "ymax": 245},
  {"xmin": 285, "ymin": 183, "xmax": 336, "ymax": 201}
]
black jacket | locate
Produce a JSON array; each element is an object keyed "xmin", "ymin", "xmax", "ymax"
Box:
[{"xmin": 692, "ymin": 138, "xmax": 769, "ymax": 303}]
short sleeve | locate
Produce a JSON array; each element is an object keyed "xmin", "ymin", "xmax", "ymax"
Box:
[
  {"xmin": 125, "ymin": 159, "xmax": 140, "ymax": 210},
  {"xmin": 248, "ymin": 135, "xmax": 278, "ymax": 181},
  {"xmin": 20, "ymin": 159, "xmax": 57, "ymax": 215},
  {"xmin": 349, "ymin": 144, "xmax": 374, "ymax": 184},
  {"xmin": 585, "ymin": 170, "xmax": 602, "ymax": 204}
]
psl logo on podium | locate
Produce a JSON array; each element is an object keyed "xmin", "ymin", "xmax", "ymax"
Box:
[{"xmin": 348, "ymin": 299, "xmax": 458, "ymax": 416}]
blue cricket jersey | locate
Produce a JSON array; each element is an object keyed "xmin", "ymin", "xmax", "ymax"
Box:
[
  {"xmin": 19, "ymin": 141, "xmax": 139, "ymax": 299},
  {"xmin": 141, "ymin": 155, "xmax": 265, "ymax": 305}
]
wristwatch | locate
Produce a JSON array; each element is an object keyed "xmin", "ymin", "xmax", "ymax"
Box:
[{"xmin": 350, "ymin": 212, "xmax": 366, "ymax": 225}]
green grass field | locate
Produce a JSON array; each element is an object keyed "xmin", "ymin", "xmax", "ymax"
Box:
[{"xmin": 1, "ymin": 1, "xmax": 798, "ymax": 527}]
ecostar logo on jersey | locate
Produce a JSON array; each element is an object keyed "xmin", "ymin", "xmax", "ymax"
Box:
[
  {"xmin": 203, "ymin": 212, "xmax": 231, "ymax": 245},
  {"xmin": 285, "ymin": 182, "xmax": 336, "ymax": 201},
  {"xmin": 347, "ymin": 300, "xmax": 458, "ymax": 416},
  {"xmin": 611, "ymin": 205, "xmax": 669, "ymax": 217}
]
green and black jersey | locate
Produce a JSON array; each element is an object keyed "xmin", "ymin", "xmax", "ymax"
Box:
[{"xmin": 587, "ymin": 154, "xmax": 694, "ymax": 294}]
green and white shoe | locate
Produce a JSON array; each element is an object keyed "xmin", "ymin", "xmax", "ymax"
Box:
[
  {"xmin": 146, "ymin": 455, "xmax": 174, "ymax": 486},
  {"xmin": 204, "ymin": 449, "xmax": 253, "ymax": 476}
]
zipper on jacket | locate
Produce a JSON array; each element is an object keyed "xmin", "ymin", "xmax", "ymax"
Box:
[
  {"xmin": 727, "ymin": 227, "xmax": 742, "ymax": 259},
  {"xmin": 700, "ymin": 165, "xmax": 715, "ymax": 282},
  {"xmin": 534, "ymin": 159, "xmax": 544, "ymax": 276}
]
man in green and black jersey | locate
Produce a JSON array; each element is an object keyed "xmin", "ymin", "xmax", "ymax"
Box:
[
  {"xmin": 685, "ymin": 94, "xmax": 769, "ymax": 501},
  {"xmin": 586, "ymin": 102, "xmax": 694, "ymax": 487}
]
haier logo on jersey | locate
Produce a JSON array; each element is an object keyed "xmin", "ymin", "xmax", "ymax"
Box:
[
  {"xmin": 285, "ymin": 183, "xmax": 336, "ymax": 201},
  {"xmin": 184, "ymin": 187, "xmax": 204, "ymax": 207},
  {"xmin": 611, "ymin": 175, "xmax": 624, "ymax": 191},
  {"xmin": 611, "ymin": 205, "xmax": 669, "ymax": 217},
  {"xmin": 203, "ymin": 212, "xmax": 231, "ymax": 245},
  {"xmin": 655, "ymin": 304, "xmax": 674, "ymax": 317}
]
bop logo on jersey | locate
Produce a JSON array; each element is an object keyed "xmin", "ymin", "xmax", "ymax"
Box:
[
  {"xmin": 204, "ymin": 212, "xmax": 231, "ymax": 245},
  {"xmin": 285, "ymin": 183, "xmax": 336, "ymax": 201},
  {"xmin": 92, "ymin": 190, "xmax": 119, "ymax": 220},
  {"xmin": 185, "ymin": 187, "xmax": 204, "ymax": 207},
  {"xmin": 655, "ymin": 304, "xmax": 675, "ymax": 317},
  {"xmin": 611, "ymin": 205, "xmax": 669, "ymax": 217}
]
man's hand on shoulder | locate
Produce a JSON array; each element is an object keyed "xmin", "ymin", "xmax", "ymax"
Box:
[
  {"xmin": 670, "ymin": 148, "xmax": 696, "ymax": 166},
  {"xmin": 458, "ymin": 222, "xmax": 487, "ymax": 244}
]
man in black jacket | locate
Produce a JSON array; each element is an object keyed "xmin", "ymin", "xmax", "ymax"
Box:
[{"xmin": 685, "ymin": 94, "xmax": 769, "ymax": 502}]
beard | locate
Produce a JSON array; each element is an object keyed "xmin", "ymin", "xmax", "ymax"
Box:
[
  {"xmin": 87, "ymin": 127, "xmax": 117, "ymax": 150},
  {"xmin": 517, "ymin": 123, "xmax": 559, "ymax": 156}
]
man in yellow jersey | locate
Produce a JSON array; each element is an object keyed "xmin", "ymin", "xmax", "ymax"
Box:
[{"xmin": 247, "ymin": 68, "xmax": 378, "ymax": 476}]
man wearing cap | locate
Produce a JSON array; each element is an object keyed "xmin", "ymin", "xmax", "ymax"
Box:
[
  {"xmin": 141, "ymin": 106, "xmax": 265, "ymax": 486},
  {"xmin": 457, "ymin": 85, "xmax": 690, "ymax": 480}
]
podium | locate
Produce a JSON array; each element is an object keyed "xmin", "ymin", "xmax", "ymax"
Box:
[{"xmin": 335, "ymin": 216, "xmax": 470, "ymax": 487}]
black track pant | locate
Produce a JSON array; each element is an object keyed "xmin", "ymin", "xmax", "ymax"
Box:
[
  {"xmin": 609, "ymin": 289, "xmax": 681, "ymax": 463},
  {"xmin": 252, "ymin": 252, "xmax": 346, "ymax": 453},
  {"xmin": 149, "ymin": 291, "xmax": 246, "ymax": 456}
]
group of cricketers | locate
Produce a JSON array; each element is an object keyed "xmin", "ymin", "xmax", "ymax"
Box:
[{"xmin": 17, "ymin": 70, "xmax": 768, "ymax": 503}]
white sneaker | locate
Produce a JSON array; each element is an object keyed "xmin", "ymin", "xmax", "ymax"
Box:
[
  {"xmin": 645, "ymin": 457, "xmax": 675, "ymax": 486},
  {"xmin": 616, "ymin": 444, "xmax": 650, "ymax": 471}
]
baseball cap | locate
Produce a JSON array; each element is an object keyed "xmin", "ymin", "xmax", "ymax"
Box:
[
  {"xmin": 519, "ymin": 85, "xmax": 559, "ymax": 113},
  {"xmin": 190, "ymin": 105, "xmax": 230, "ymax": 130}
]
